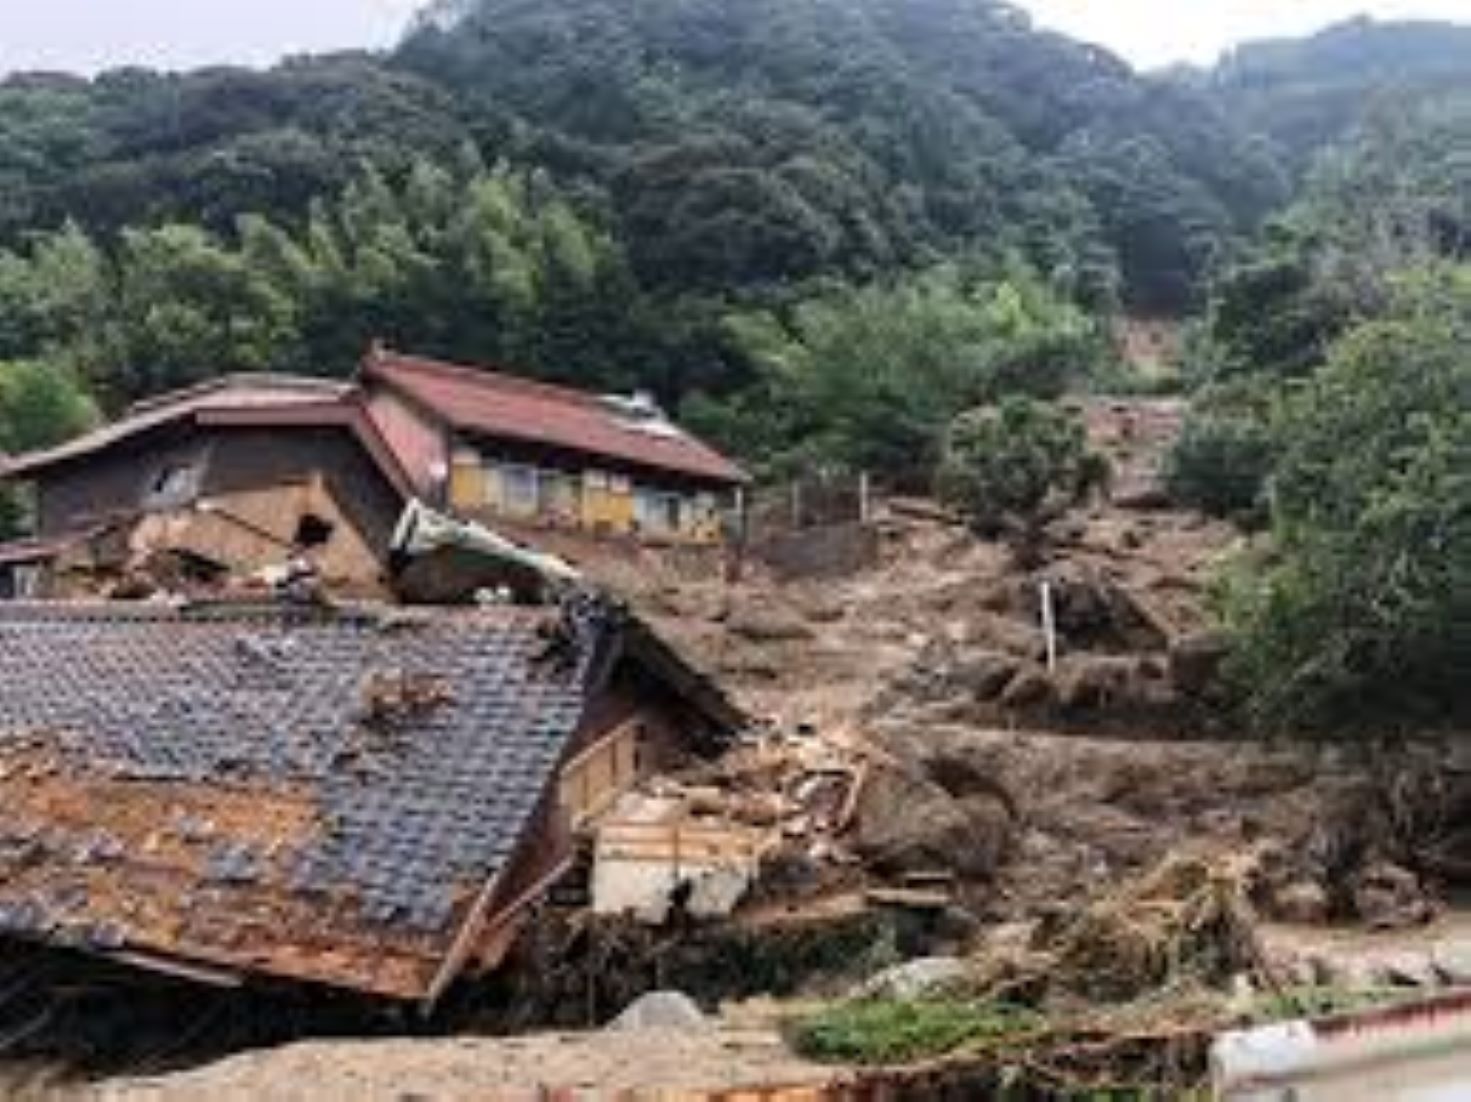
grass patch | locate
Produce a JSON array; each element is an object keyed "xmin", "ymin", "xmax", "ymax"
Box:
[
  {"xmin": 1252, "ymin": 985, "xmax": 1408, "ymax": 1023},
  {"xmin": 790, "ymin": 998, "xmax": 1045, "ymax": 1066}
]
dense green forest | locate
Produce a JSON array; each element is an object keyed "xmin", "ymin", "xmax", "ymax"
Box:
[{"xmin": 0, "ymin": 2, "xmax": 1467, "ymax": 729}]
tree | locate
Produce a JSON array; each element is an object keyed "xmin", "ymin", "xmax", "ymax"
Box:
[
  {"xmin": 695, "ymin": 263, "xmax": 1108, "ymax": 484},
  {"xmin": 1220, "ymin": 266, "xmax": 1471, "ymax": 731},
  {"xmin": 935, "ymin": 396, "xmax": 1106, "ymax": 563},
  {"xmin": 0, "ymin": 160, "xmax": 644, "ymax": 407},
  {"xmin": 0, "ymin": 360, "xmax": 99, "ymax": 537}
]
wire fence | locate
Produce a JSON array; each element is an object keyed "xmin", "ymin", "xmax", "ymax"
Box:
[{"xmin": 739, "ymin": 471, "xmax": 873, "ymax": 543}]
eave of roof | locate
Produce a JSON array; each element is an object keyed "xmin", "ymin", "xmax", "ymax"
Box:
[
  {"xmin": 361, "ymin": 352, "xmax": 751, "ymax": 487},
  {"xmin": 0, "ymin": 378, "xmax": 416, "ymax": 502}
]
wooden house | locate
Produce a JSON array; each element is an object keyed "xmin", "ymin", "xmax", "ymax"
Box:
[{"xmin": 358, "ymin": 349, "xmax": 749, "ymax": 544}]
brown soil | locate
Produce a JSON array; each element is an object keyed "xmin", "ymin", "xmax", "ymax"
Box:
[
  {"xmin": 82, "ymin": 1028, "xmax": 843, "ymax": 1101},
  {"xmin": 22, "ymin": 491, "xmax": 1464, "ymax": 1096},
  {"xmin": 629, "ymin": 503, "xmax": 1240, "ymax": 736}
]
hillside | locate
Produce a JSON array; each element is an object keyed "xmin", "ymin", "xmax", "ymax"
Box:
[
  {"xmin": 0, "ymin": 0, "xmax": 1288, "ymax": 320},
  {"xmin": 1202, "ymin": 16, "xmax": 1471, "ymax": 170}
]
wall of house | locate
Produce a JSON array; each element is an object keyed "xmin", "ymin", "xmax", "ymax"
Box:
[
  {"xmin": 33, "ymin": 425, "xmax": 404, "ymax": 580},
  {"xmin": 36, "ymin": 426, "xmax": 203, "ymax": 536},
  {"xmin": 205, "ymin": 427, "xmax": 404, "ymax": 553},
  {"xmin": 446, "ymin": 439, "xmax": 729, "ymax": 545},
  {"xmin": 468, "ymin": 665, "xmax": 717, "ymax": 974}
]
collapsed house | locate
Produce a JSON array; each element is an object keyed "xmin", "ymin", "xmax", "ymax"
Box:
[
  {"xmin": 0, "ymin": 597, "xmax": 741, "ymax": 1003},
  {"xmin": 0, "ymin": 349, "xmax": 750, "ymax": 599},
  {"xmin": 0, "ymin": 375, "xmax": 415, "ymax": 599}
]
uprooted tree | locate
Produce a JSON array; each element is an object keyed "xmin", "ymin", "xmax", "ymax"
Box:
[{"xmin": 935, "ymin": 397, "xmax": 1108, "ymax": 565}]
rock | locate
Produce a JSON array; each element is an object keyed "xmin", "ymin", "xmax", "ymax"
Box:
[
  {"xmin": 853, "ymin": 766, "xmax": 1014, "ymax": 880},
  {"xmin": 854, "ymin": 957, "xmax": 973, "ymax": 1000},
  {"xmin": 1375, "ymin": 952, "xmax": 1438, "ymax": 989},
  {"xmin": 952, "ymin": 650, "xmax": 1022, "ymax": 702},
  {"xmin": 1352, "ymin": 862, "xmax": 1435, "ymax": 931},
  {"xmin": 1169, "ymin": 633, "xmax": 1230, "ymax": 698},
  {"xmin": 1264, "ymin": 880, "xmax": 1331, "ymax": 925},
  {"xmin": 1311, "ymin": 954, "xmax": 1379, "ymax": 991},
  {"xmin": 607, "ymin": 991, "xmax": 711, "ymax": 1033},
  {"xmin": 1054, "ymin": 655, "xmax": 1136, "ymax": 712},
  {"xmin": 1042, "ymin": 562, "xmax": 1169, "ymax": 651},
  {"xmin": 1000, "ymin": 667, "xmax": 1054, "ymax": 709},
  {"xmin": 726, "ymin": 604, "xmax": 815, "ymax": 643},
  {"xmin": 1432, "ymin": 943, "xmax": 1471, "ymax": 985}
]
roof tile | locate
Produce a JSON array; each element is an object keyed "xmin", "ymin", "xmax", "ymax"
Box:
[{"xmin": 0, "ymin": 601, "xmax": 600, "ymax": 999}]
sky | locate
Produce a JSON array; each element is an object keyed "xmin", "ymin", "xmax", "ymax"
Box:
[
  {"xmin": 0, "ymin": 0, "xmax": 424, "ymax": 76},
  {"xmin": 0, "ymin": 0, "xmax": 1469, "ymax": 76},
  {"xmin": 1021, "ymin": 0, "xmax": 1471, "ymax": 68}
]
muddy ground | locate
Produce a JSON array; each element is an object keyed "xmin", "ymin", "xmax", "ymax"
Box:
[{"xmin": 7, "ymin": 496, "xmax": 1467, "ymax": 1098}]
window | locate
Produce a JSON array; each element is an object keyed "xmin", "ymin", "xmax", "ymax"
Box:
[
  {"xmin": 538, "ymin": 469, "xmax": 583, "ymax": 521},
  {"xmin": 143, "ymin": 459, "xmax": 202, "ymax": 510},
  {"xmin": 498, "ymin": 464, "xmax": 539, "ymax": 516},
  {"xmin": 293, "ymin": 513, "xmax": 336, "ymax": 549},
  {"xmin": 635, "ymin": 487, "xmax": 683, "ymax": 535}
]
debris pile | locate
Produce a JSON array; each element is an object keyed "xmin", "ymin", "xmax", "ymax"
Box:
[{"xmin": 587, "ymin": 724, "xmax": 872, "ymax": 924}]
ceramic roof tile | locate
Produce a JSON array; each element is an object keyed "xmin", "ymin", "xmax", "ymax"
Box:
[{"xmin": 0, "ymin": 601, "xmax": 599, "ymax": 1000}]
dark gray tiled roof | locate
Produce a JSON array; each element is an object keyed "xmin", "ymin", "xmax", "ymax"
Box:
[{"xmin": 0, "ymin": 601, "xmax": 601, "ymax": 999}]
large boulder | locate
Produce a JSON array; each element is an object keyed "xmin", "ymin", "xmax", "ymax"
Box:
[
  {"xmin": 854, "ymin": 957, "xmax": 973, "ymax": 1000},
  {"xmin": 1000, "ymin": 666, "xmax": 1054, "ymax": 710},
  {"xmin": 853, "ymin": 766, "xmax": 1013, "ymax": 880},
  {"xmin": 1170, "ymin": 632, "xmax": 1230, "ymax": 698},
  {"xmin": 607, "ymin": 990, "xmax": 711, "ymax": 1033},
  {"xmin": 1054, "ymin": 655, "xmax": 1137, "ymax": 712},
  {"xmin": 726, "ymin": 602, "xmax": 815, "ymax": 643},
  {"xmin": 1352, "ymin": 862, "xmax": 1436, "ymax": 931}
]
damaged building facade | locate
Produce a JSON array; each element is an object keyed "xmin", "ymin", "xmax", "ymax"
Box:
[
  {"xmin": 0, "ymin": 598, "xmax": 740, "ymax": 1002},
  {"xmin": 0, "ymin": 349, "xmax": 748, "ymax": 599},
  {"xmin": 0, "ymin": 376, "xmax": 415, "ymax": 599}
]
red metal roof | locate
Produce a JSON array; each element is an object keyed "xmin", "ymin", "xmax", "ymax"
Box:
[{"xmin": 362, "ymin": 353, "xmax": 749, "ymax": 486}]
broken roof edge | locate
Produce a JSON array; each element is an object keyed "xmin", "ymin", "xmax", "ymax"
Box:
[
  {"xmin": 615, "ymin": 609, "xmax": 748, "ymax": 743},
  {"xmin": 124, "ymin": 373, "xmax": 351, "ymax": 418},
  {"xmin": 0, "ymin": 382, "xmax": 418, "ymax": 504}
]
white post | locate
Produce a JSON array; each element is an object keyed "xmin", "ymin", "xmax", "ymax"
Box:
[
  {"xmin": 859, "ymin": 471, "xmax": 872, "ymax": 524},
  {"xmin": 1040, "ymin": 581, "xmax": 1058, "ymax": 673}
]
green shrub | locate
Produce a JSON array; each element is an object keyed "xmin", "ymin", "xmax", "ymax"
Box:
[
  {"xmin": 936, "ymin": 397, "xmax": 1105, "ymax": 553},
  {"xmin": 791, "ymin": 998, "xmax": 1044, "ymax": 1066},
  {"xmin": 1165, "ymin": 411, "xmax": 1276, "ymax": 522},
  {"xmin": 1219, "ymin": 266, "xmax": 1471, "ymax": 731}
]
